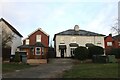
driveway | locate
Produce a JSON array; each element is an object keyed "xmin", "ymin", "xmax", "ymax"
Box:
[{"xmin": 2, "ymin": 58, "xmax": 74, "ymax": 78}]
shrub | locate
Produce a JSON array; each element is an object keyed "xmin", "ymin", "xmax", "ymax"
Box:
[
  {"xmin": 74, "ymin": 46, "xmax": 88, "ymax": 62},
  {"xmin": 14, "ymin": 52, "xmax": 21, "ymax": 62},
  {"xmin": 110, "ymin": 48, "xmax": 120, "ymax": 59},
  {"xmin": 88, "ymin": 46, "xmax": 104, "ymax": 59}
]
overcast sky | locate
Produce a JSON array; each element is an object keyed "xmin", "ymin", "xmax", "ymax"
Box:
[{"xmin": 0, "ymin": 0, "xmax": 119, "ymax": 44}]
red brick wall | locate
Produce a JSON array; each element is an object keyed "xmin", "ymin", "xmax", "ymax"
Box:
[
  {"xmin": 28, "ymin": 30, "xmax": 49, "ymax": 47},
  {"xmin": 104, "ymin": 35, "xmax": 113, "ymax": 48},
  {"xmin": 114, "ymin": 39, "xmax": 120, "ymax": 48}
]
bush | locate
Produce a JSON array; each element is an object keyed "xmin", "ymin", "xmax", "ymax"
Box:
[
  {"xmin": 74, "ymin": 46, "xmax": 88, "ymax": 62},
  {"xmin": 88, "ymin": 46, "xmax": 104, "ymax": 59},
  {"xmin": 110, "ymin": 48, "xmax": 120, "ymax": 59},
  {"xmin": 14, "ymin": 52, "xmax": 21, "ymax": 62}
]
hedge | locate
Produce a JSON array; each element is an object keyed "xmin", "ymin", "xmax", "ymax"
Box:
[
  {"xmin": 88, "ymin": 46, "xmax": 104, "ymax": 59},
  {"xmin": 74, "ymin": 46, "xmax": 88, "ymax": 61}
]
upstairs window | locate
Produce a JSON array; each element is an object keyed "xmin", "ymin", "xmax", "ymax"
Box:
[
  {"xmin": 26, "ymin": 39, "xmax": 29, "ymax": 45},
  {"xmin": 118, "ymin": 42, "xmax": 120, "ymax": 46},
  {"xmin": 36, "ymin": 35, "xmax": 41, "ymax": 42},
  {"xmin": 107, "ymin": 42, "xmax": 112, "ymax": 46}
]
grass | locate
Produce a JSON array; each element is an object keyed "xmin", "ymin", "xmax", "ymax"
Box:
[
  {"xmin": 63, "ymin": 63, "xmax": 119, "ymax": 78},
  {"xmin": 2, "ymin": 63, "xmax": 37, "ymax": 74}
]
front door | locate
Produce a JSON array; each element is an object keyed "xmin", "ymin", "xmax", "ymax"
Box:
[{"xmin": 61, "ymin": 49, "xmax": 64, "ymax": 58}]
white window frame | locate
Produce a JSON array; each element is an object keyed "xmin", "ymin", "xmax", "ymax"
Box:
[
  {"xmin": 107, "ymin": 42, "xmax": 112, "ymax": 46},
  {"xmin": 36, "ymin": 35, "xmax": 41, "ymax": 42},
  {"xmin": 41, "ymin": 47, "xmax": 44, "ymax": 55},
  {"xmin": 70, "ymin": 47, "xmax": 77, "ymax": 57},
  {"xmin": 35, "ymin": 47, "xmax": 41, "ymax": 55},
  {"xmin": 118, "ymin": 42, "xmax": 120, "ymax": 46},
  {"xmin": 26, "ymin": 39, "xmax": 29, "ymax": 45}
]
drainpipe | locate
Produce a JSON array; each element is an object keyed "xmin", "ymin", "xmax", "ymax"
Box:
[{"xmin": 94, "ymin": 36, "xmax": 95, "ymax": 44}]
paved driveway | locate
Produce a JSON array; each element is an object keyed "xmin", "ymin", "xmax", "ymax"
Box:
[{"xmin": 2, "ymin": 58, "xmax": 74, "ymax": 78}]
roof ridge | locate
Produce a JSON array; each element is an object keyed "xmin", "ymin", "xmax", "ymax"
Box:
[{"xmin": 0, "ymin": 18, "xmax": 23, "ymax": 37}]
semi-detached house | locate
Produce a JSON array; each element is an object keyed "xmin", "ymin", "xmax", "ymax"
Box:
[{"xmin": 53, "ymin": 25, "xmax": 105, "ymax": 58}]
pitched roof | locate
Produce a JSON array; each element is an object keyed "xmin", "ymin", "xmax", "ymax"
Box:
[
  {"xmin": 0, "ymin": 18, "xmax": 23, "ymax": 37},
  {"xmin": 53, "ymin": 29, "xmax": 105, "ymax": 41},
  {"xmin": 18, "ymin": 42, "xmax": 46, "ymax": 48},
  {"xmin": 113, "ymin": 34, "xmax": 120, "ymax": 39},
  {"xmin": 28, "ymin": 28, "xmax": 49, "ymax": 37}
]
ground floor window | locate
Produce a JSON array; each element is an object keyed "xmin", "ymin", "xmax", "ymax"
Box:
[
  {"xmin": 41, "ymin": 47, "xmax": 44, "ymax": 55},
  {"xmin": 30, "ymin": 48, "xmax": 34, "ymax": 55},
  {"xmin": 35, "ymin": 47, "xmax": 41, "ymax": 55},
  {"xmin": 70, "ymin": 48, "xmax": 76, "ymax": 57}
]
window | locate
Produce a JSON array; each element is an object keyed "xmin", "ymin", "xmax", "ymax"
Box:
[
  {"xmin": 41, "ymin": 47, "xmax": 44, "ymax": 55},
  {"xmin": 36, "ymin": 35, "xmax": 41, "ymax": 42},
  {"xmin": 35, "ymin": 47, "xmax": 41, "ymax": 55},
  {"xmin": 26, "ymin": 39, "xmax": 29, "ymax": 45},
  {"xmin": 30, "ymin": 48, "xmax": 34, "ymax": 55},
  {"xmin": 118, "ymin": 42, "xmax": 120, "ymax": 46},
  {"xmin": 107, "ymin": 42, "xmax": 112, "ymax": 46},
  {"xmin": 70, "ymin": 48, "xmax": 76, "ymax": 57}
]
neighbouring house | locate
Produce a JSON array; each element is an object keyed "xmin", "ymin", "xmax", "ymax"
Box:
[
  {"xmin": 0, "ymin": 18, "xmax": 23, "ymax": 60},
  {"xmin": 53, "ymin": 25, "xmax": 105, "ymax": 58},
  {"xmin": 18, "ymin": 28, "xmax": 49, "ymax": 64},
  {"xmin": 104, "ymin": 34, "xmax": 113, "ymax": 55},
  {"xmin": 104, "ymin": 34, "xmax": 120, "ymax": 55},
  {"xmin": 113, "ymin": 34, "xmax": 120, "ymax": 48}
]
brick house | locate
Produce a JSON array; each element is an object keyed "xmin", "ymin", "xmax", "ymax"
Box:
[
  {"xmin": 104, "ymin": 34, "xmax": 120, "ymax": 55},
  {"xmin": 113, "ymin": 34, "xmax": 120, "ymax": 48},
  {"xmin": 104, "ymin": 34, "xmax": 113, "ymax": 55},
  {"xmin": 18, "ymin": 28, "xmax": 49, "ymax": 63}
]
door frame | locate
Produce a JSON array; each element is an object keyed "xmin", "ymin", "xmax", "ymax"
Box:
[{"xmin": 61, "ymin": 49, "xmax": 64, "ymax": 58}]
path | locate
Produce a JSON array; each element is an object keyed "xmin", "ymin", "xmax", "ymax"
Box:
[{"xmin": 2, "ymin": 58, "xmax": 74, "ymax": 78}]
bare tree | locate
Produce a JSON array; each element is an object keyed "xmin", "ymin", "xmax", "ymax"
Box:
[
  {"xmin": 111, "ymin": 19, "xmax": 120, "ymax": 35},
  {"xmin": 2, "ymin": 27, "xmax": 14, "ymax": 48}
]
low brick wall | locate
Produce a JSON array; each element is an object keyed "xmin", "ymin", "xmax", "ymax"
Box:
[{"xmin": 27, "ymin": 59, "xmax": 47, "ymax": 64}]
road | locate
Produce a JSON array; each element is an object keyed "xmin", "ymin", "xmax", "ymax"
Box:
[{"xmin": 2, "ymin": 58, "xmax": 74, "ymax": 78}]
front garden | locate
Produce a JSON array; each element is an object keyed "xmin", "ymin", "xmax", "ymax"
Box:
[
  {"xmin": 63, "ymin": 63, "xmax": 118, "ymax": 78},
  {"xmin": 62, "ymin": 46, "xmax": 119, "ymax": 78},
  {"xmin": 2, "ymin": 63, "xmax": 37, "ymax": 74}
]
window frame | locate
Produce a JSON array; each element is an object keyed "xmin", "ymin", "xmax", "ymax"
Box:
[
  {"xmin": 107, "ymin": 42, "xmax": 112, "ymax": 46},
  {"xmin": 35, "ymin": 47, "xmax": 41, "ymax": 55},
  {"xmin": 26, "ymin": 39, "xmax": 29, "ymax": 45},
  {"xmin": 36, "ymin": 35, "xmax": 41, "ymax": 42}
]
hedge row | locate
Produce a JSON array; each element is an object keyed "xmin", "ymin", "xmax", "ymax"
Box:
[
  {"xmin": 109, "ymin": 48, "xmax": 120, "ymax": 58},
  {"xmin": 74, "ymin": 46, "xmax": 104, "ymax": 61}
]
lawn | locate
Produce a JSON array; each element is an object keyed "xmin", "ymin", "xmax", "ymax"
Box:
[
  {"xmin": 2, "ymin": 63, "xmax": 37, "ymax": 74},
  {"xmin": 63, "ymin": 63, "xmax": 119, "ymax": 78}
]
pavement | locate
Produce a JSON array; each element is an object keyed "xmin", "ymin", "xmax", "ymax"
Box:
[{"xmin": 2, "ymin": 58, "xmax": 74, "ymax": 78}]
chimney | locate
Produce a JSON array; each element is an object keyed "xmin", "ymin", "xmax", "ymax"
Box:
[
  {"xmin": 109, "ymin": 34, "xmax": 112, "ymax": 37},
  {"xmin": 74, "ymin": 25, "xmax": 79, "ymax": 31}
]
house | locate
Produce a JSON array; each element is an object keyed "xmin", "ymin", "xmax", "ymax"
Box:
[
  {"xmin": 53, "ymin": 25, "xmax": 105, "ymax": 58},
  {"xmin": 113, "ymin": 34, "xmax": 120, "ymax": 48},
  {"xmin": 104, "ymin": 34, "xmax": 120, "ymax": 55},
  {"xmin": 0, "ymin": 18, "xmax": 23, "ymax": 60},
  {"xmin": 18, "ymin": 28, "xmax": 49, "ymax": 63},
  {"xmin": 104, "ymin": 34, "xmax": 113, "ymax": 55}
]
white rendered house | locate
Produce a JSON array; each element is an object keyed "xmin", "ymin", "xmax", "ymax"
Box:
[
  {"xmin": 53, "ymin": 25, "xmax": 105, "ymax": 58},
  {"xmin": 0, "ymin": 18, "xmax": 23, "ymax": 55}
]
